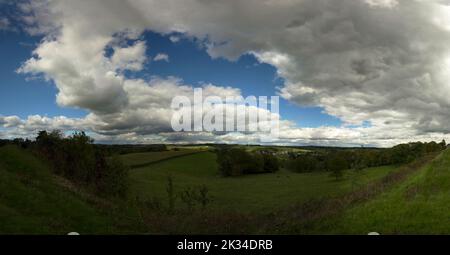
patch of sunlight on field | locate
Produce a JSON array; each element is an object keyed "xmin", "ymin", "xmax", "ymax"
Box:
[{"xmin": 129, "ymin": 151, "xmax": 399, "ymax": 213}]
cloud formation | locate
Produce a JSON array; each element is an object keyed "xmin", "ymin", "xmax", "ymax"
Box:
[
  {"xmin": 7, "ymin": 0, "xmax": 450, "ymax": 146},
  {"xmin": 153, "ymin": 53, "xmax": 169, "ymax": 62}
]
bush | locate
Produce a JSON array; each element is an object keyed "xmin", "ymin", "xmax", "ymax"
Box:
[
  {"xmin": 166, "ymin": 175, "xmax": 176, "ymax": 214},
  {"xmin": 96, "ymin": 155, "xmax": 129, "ymax": 198},
  {"xmin": 197, "ymin": 185, "xmax": 212, "ymax": 210},
  {"xmin": 179, "ymin": 184, "xmax": 213, "ymax": 211},
  {"xmin": 34, "ymin": 130, "xmax": 129, "ymax": 198}
]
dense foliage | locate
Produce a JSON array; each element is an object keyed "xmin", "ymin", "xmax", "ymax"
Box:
[
  {"xmin": 0, "ymin": 138, "xmax": 32, "ymax": 148},
  {"xmin": 34, "ymin": 130, "xmax": 129, "ymax": 197},
  {"xmin": 287, "ymin": 141, "xmax": 446, "ymax": 174},
  {"xmin": 216, "ymin": 147, "xmax": 280, "ymax": 176}
]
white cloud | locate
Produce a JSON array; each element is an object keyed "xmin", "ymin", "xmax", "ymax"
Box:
[
  {"xmin": 169, "ymin": 35, "xmax": 180, "ymax": 43},
  {"xmin": 153, "ymin": 53, "xmax": 169, "ymax": 62},
  {"xmin": 364, "ymin": 0, "xmax": 399, "ymax": 8},
  {"xmin": 111, "ymin": 41, "xmax": 147, "ymax": 71},
  {"xmin": 0, "ymin": 116, "xmax": 22, "ymax": 128},
  {"xmin": 10, "ymin": 0, "xmax": 450, "ymax": 147}
]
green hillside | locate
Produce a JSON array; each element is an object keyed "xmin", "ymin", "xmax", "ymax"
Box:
[
  {"xmin": 304, "ymin": 149, "xmax": 450, "ymax": 234},
  {"xmin": 0, "ymin": 143, "xmax": 447, "ymax": 234},
  {"xmin": 0, "ymin": 145, "xmax": 139, "ymax": 234}
]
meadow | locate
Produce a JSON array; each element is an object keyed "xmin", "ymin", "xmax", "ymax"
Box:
[
  {"xmin": 127, "ymin": 151, "xmax": 399, "ymax": 213},
  {"xmin": 303, "ymin": 150, "xmax": 450, "ymax": 234},
  {"xmin": 120, "ymin": 149, "xmax": 206, "ymax": 168},
  {"xmin": 0, "ymin": 140, "xmax": 447, "ymax": 234}
]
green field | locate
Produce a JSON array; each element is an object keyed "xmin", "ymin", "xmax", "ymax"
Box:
[
  {"xmin": 304, "ymin": 149, "xmax": 450, "ymax": 234},
  {"xmin": 120, "ymin": 149, "xmax": 206, "ymax": 168},
  {"xmin": 129, "ymin": 151, "xmax": 400, "ymax": 213},
  {"xmin": 0, "ymin": 143, "xmax": 448, "ymax": 234}
]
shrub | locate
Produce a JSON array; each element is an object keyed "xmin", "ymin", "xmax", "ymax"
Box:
[
  {"xmin": 216, "ymin": 148, "xmax": 279, "ymax": 176},
  {"xmin": 34, "ymin": 130, "xmax": 129, "ymax": 198},
  {"xmin": 196, "ymin": 185, "xmax": 212, "ymax": 210},
  {"xmin": 96, "ymin": 155, "xmax": 129, "ymax": 197},
  {"xmin": 166, "ymin": 175, "xmax": 176, "ymax": 214},
  {"xmin": 179, "ymin": 186, "xmax": 197, "ymax": 211},
  {"xmin": 179, "ymin": 185, "xmax": 213, "ymax": 211}
]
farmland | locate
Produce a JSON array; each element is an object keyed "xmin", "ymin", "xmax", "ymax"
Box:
[
  {"xmin": 0, "ymin": 138, "xmax": 447, "ymax": 234},
  {"xmin": 128, "ymin": 151, "xmax": 400, "ymax": 213}
]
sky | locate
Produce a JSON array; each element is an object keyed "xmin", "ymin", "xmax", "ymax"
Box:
[{"xmin": 1, "ymin": 0, "xmax": 450, "ymax": 147}]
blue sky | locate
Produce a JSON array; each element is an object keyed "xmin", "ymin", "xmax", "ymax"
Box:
[
  {"xmin": 2, "ymin": 0, "xmax": 450, "ymax": 147},
  {"xmin": 0, "ymin": 30, "xmax": 87, "ymax": 118},
  {"xmin": 0, "ymin": 29, "xmax": 341, "ymax": 128}
]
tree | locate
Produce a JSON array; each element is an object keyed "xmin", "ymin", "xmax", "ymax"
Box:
[
  {"xmin": 262, "ymin": 153, "xmax": 280, "ymax": 173},
  {"xmin": 288, "ymin": 154, "xmax": 320, "ymax": 173},
  {"xmin": 329, "ymin": 165, "xmax": 344, "ymax": 181},
  {"xmin": 34, "ymin": 130, "xmax": 129, "ymax": 198},
  {"xmin": 327, "ymin": 152, "xmax": 347, "ymax": 181},
  {"xmin": 440, "ymin": 139, "xmax": 447, "ymax": 149}
]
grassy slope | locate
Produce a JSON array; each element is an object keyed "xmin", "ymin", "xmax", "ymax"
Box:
[
  {"xmin": 307, "ymin": 149, "xmax": 450, "ymax": 234},
  {"xmin": 130, "ymin": 151, "xmax": 400, "ymax": 213},
  {"xmin": 2, "ymin": 145, "xmax": 444, "ymax": 234},
  {"xmin": 0, "ymin": 145, "xmax": 139, "ymax": 234}
]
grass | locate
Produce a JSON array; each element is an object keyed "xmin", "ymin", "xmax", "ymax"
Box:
[
  {"xmin": 1, "ymin": 144, "xmax": 445, "ymax": 234},
  {"xmin": 0, "ymin": 145, "xmax": 140, "ymax": 234},
  {"xmin": 302, "ymin": 150, "xmax": 450, "ymax": 234},
  {"xmin": 129, "ymin": 151, "xmax": 401, "ymax": 213},
  {"xmin": 120, "ymin": 149, "xmax": 206, "ymax": 168}
]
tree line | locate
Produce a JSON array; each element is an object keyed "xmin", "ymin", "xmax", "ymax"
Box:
[
  {"xmin": 286, "ymin": 140, "xmax": 446, "ymax": 174},
  {"xmin": 214, "ymin": 141, "xmax": 446, "ymax": 179},
  {"xmin": 216, "ymin": 147, "xmax": 280, "ymax": 176}
]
